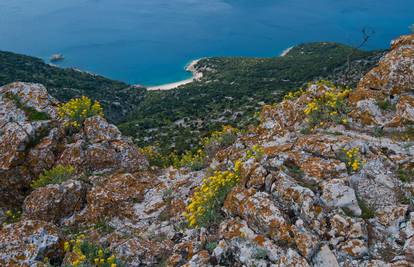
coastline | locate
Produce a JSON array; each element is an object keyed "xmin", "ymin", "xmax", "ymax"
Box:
[
  {"xmin": 280, "ymin": 46, "xmax": 294, "ymax": 57},
  {"xmin": 144, "ymin": 47, "xmax": 294, "ymax": 91},
  {"xmin": 146, "ymin": 59, "xmax": 203, "ymax": 91}
]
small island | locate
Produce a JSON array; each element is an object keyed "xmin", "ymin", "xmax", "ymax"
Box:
[{"xmin": 50, "ymin": 53, "xmax": 64, "ymax": 62}]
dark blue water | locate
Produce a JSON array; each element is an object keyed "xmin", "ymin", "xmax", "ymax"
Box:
[{"xmin": 0, "ymin": 0, "xmax": 413, "ymax": 85}]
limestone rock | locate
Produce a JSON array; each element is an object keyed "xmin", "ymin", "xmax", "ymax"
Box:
[
  {"xmin": 321, "ymin": 179, "xmax": 361, "ymax": 216},
  {"xmin": 23, "ymin": 180, "xmax": 86, "ymax": 224},
  {"xmin": 0, "ymin": 220, "xmax": 60, "ymax": 266}
]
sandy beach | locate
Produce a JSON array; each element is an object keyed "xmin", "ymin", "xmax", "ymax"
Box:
[
  {"xmin": 280, "ymin": 46, "xmax": 294, "ymax": 57},
  {"xmin": 146, "ymin": 59, "xmax": 203, "ymax": 91}
]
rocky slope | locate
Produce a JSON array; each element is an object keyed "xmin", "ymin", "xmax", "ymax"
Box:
[{"xmin": 0, "ymin": 34, "xmax": 413, "ymax": 267}]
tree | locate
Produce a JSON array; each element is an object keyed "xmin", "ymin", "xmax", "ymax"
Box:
[{"xmin": 344, "ymin": 28, "xmax": 375, "ymax": 83}]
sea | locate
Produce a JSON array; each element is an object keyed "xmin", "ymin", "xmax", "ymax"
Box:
[{"xmin": 0, "ymin": 0, "xmax": 413, "ymax": 86}]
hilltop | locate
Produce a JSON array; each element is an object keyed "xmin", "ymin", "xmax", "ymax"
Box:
[{"xmin": 0, "ymin": 33, "xmax": 413, "ymax": 266}]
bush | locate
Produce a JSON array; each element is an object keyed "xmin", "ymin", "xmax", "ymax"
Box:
[
  {"xmin": 31, "ymin": 165, "xmax": 75, "ymax": 189},
  {"xmin": 377, "ymin": 98, "xmax": 396, "ymax": 111},
  {"xmin": 303, "ymin": 81, "xmax": 351, "ymax": 130},
  {"xmin": 183, "ymin": 161, "xmax": 241, "ymax": 228},
  {"xmin": 139, "ymin": 146, "xmax": 168, "ymax": 168},
  {"xmin": 57, "ymin": 96, "xmax": 103, "ymax": 128},
  {"xmin": 171, "ymin": 149, "xmax": 207, "ymax": 171},
  {"xmin": 63, "ymin": 234, "xmax": 124, "ymax": 267},
  {"xmin": 245, "ymin": 144, "xmax": 264, "ymax": 160},
  {"xmin": 202, "ymin": 125, "xmax": 239, "ymax": 157},
  {"xmin": 398, "ymin": 167, "xmax": 414, "ymax": 183},
  {"xmin": 339, "ymin": 147, "xmax": 363, "ymax": 173}
]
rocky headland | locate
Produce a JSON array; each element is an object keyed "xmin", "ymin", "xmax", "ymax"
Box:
[{"xmin": 0, "ymin": 34, "xmax": 413, "ymax": 266}]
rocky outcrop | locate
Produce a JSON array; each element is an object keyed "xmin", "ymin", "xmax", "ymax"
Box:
[
  {"xmin": 0, "ymin": 34, "xmax": 413, "ymax": 266},
  {"xmin": 0, "ymin": 82, "xmax": 148, "ymax": 208},
  {"xmin": 23, "ymin": 180, "xmax": 87, "ymax": 224},
  {"xmin": 0, "ymin": 220, "xmax": 60, "ymax": 266}
]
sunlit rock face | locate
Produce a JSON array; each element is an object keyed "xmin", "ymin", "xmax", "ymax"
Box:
[{"xmin": 0, "ymin": 34, "xmax": 414, "ymax": 266}]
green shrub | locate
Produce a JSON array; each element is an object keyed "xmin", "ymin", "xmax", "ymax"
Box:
[
  {"xmin": 2, "ymin": 209, "xmax": 22, "ymax": 226},
  {"xmin": 377, "ymin": 98, "xmax": 396, "ymax": 111},
  {"xmin": 139, "ymin": 146, "xmax": 169, "ymax": 168},
  {"xmin": 184, "ymin": 161, "xmax": 242, "ymax": 228},
  {"xmin": 171, "ymin": 149, "xmax": 207, "ymax": 171},
  {"xmin": 358, "ymin": 198, "xmax": 375, "ymax": 220},
  {"xmin": 57, "ymin": 96, "xmax": 103, "ymax": 128},
  {"xmin": 31, "ymin": 165, "xmax": 75, "ymax": 189},
  {"xmin": 398, "ymin": 167, "xmax": 414, "ymax": 183},
  {"xmin": 205, "ymin": 242, "xmax": 218, "ymax": 253},
  {"xmin": 303, "ymin": 82, "xmax": 351, "ymax": 129}
]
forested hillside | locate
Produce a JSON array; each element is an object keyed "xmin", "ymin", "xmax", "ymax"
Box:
[{"xmin": 119, "ymin": 43, "xmax": 384, "ymax": 154}]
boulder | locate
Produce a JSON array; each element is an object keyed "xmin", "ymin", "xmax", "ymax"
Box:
[
  {"xmin": 23, "ymin": 180, "xmax": 87, "ymax": 224},
  {"xmin": 0, "ymin": 220, "xmax": 60, "ymax": 266}
]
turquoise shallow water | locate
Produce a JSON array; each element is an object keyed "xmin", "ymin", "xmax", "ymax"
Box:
[{"xmin": 0, "ymin": 0, "xmax": 413, "ymax": 85}]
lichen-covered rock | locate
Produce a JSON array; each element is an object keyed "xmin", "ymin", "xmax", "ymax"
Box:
[
  {"xmin": 349, "ymin": 33, "xmax": 414, "ymax": 126},
  {"xmin": 321, "ymin": 179, "xmax": 361, "ymax": 216},
  {"xmin": 1, "ymin": 34, "xmax": 414, "ymax": 267},
  {"xmin": 83, "ymin": 116, "xmax": 122, "ymax": 143},
  {"xmin": 224, "ymin": 188, "xmax": 292, "ymax": 243},
  {"xmin": 0, "ymin": 220, "xmax": 60, "ymax": 266},
  {"xmin": 83, "ymin": 173, "xmax": 150, "ymax": 221},
  {"xmin": 0, "ymin": 82, "xmax": 58, "ymax": 118},
  {"xmin": 313, "ymin": 245, "xmax": 340, "ymax": 267},
  {"xmin": 23, "ymin": 180, "xmax": 86, "ymax": 224}
]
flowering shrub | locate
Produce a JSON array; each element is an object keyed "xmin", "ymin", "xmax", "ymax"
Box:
[
  {"xmin": 139, "ymin": 146, "xmax": 168, "ymax": 168},
  {"xmin": 184, "ymin": 161, "xmax": 242, "ymax": 228},
  {"xmin": 31, "ymin": 165, "xmax": 75, "ymax": 189},
  {"xmin": 64, "ymin": 234, "xmax": 123, "ymax": 267},
  {"xmin": 340, "ymin": 147, "xmax": 363, "ymax": 173},
  {"xmin": 245, "ymin": 144, "xmax": 264, "ymax": 160},
  {"xmin": 283, "ymin": 87, "xmax": 306, "ymax": 101},
  {"xmin": 303, "ymin": 82, "xmax": 351, "ymax": 129},
  {"xmin": 171, "ymin": 149, "xmax": 207, "ymax": 171},
  {"xmin": 202, "ymin": 125, "xmax": 239, "ymax": 155},
  {"xmin": 57, "ymin": 96, "xmax": 103, "ymax": 128}
]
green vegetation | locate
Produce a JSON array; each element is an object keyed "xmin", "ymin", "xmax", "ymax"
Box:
[
  {"xmin": 303, "ymin": 81, "xmax": 351, "ymax": 130},
  {"xmin": 57, "ymin": 96, "xmax": 104, "ymax": 128},
  {"xmin": 205, "ymin": 242, "xmax": 218, "ymax": 253},
  {"xmin": 63, "ymin": 234, "xmax": 124, "ymax": 267},
  {"xmin": 357, "ymin": 197, "xmax": 375, "ymax": 220},
  {"xmin": 377, "ymin": 98, "xmax": 396, "ymax": 111},
  {"xmin": 140, "ymin": 126, "xmax": 239, "ymax": 169},
  {"xmin": 4, "ymin": 92, "xmax": 50, "ymax": 121},
  {"xmin": 0, "ymin": 51, "xmax": 145, "ymax": 123},
  {"xmin": 2, "ymin": 209, "xmax": 22, "ymax": 226},
  {"xmin": 184, "ymin": 161, "xmax": 242, "ymax": 228},
  {"xmin": 1, "ymin": 43, "xmax": 383, "ymax": 156},
  {"xmin": 398, "ymin": 167, "xmax": 414, "ymax": 183},
  {"xmin": 119, "ymin": 43, "xmax": 383, "ymax": 155},
  {"xmin": 31, "ymin": 165, "xmax": 75, "ymax": 189}
]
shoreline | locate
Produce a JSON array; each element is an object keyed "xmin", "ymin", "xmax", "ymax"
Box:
[
  {"xmin": 144, "ymin": 46, "xmax": 294, "ymax": 91},
  {"xmin": 146, "ymin": 59, "xmax": 203, "ymax": 91},
  {"xmin": 280, "ymin": 46, "xmax": 294, "ymax": 57}
]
